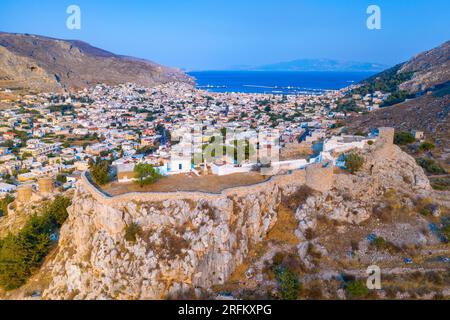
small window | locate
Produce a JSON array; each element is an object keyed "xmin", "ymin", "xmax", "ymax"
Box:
[{"xmin": 179, "ymin": 164, "xmax": 183, "ymax": 170}]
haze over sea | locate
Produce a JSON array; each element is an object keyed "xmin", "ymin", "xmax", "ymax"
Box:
[{"xmin": 189, "ymin": 71, "xmax": 375, "ymax": 95}]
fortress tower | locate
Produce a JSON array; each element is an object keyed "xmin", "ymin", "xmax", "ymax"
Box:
[
  {"xmin": 306, "ymin": 162, "xmax": 334, "ymax": 193},
  {"xmin": 16, "ymin": 184, "xmax": 33, "ymax": 203},
  {"xmin": 377, "ymin": 127, "xmax": 395, "ymax": 146},
  {"xmin": 38, "ymin": 177, "xmax": 55, "ymax": 194},
  {"xmin": 374, "ymin": 127, "xmax": 396, "ymax": 159}
]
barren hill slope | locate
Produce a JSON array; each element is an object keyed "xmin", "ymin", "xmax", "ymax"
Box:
[
  {"xmin": 399, "ymin": 40, "xmax": 450, "ymax": 93},
  {"xmin": 346, "ymin": 41, "xmax": 450, "ymax": 168},
  {"xmin": 0, "ymin": 32, "xmax": 194, "ymax": 92}
]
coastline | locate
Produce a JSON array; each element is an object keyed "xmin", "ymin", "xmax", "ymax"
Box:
[{"xmin": 188, "ymin": 70, "xmax": 375, "ymax": 95}]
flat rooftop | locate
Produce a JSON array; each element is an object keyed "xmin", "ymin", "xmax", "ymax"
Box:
[{"xmin": 102, "ymin": 172, "xmax": 269, "ymax": 195}]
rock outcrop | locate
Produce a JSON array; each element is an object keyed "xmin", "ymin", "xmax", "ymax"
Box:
[{"xmin": 295, "ymin": 144, "xmax": 432, "ymax": 267}]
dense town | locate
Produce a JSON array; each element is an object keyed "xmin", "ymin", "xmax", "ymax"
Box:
[{"xmin": 0, "ymin": 81, "xmax": 415, "ymax": 203}]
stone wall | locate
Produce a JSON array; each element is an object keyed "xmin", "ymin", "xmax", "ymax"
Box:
[
  {"xmin": 80, "ymin": 169, "xmax": 307, "ymax": 206},
  {"xmin": 16, "ymin": 185, "xmax": 32, "ymax": 203},
  {"xmin": 374, "ymin": 127, "xmax": 396, "ymax": 159},
  {"xmin": 38, "ymin": 177, "xmax": 54, "ymax": 194},
  {"xmin": 305, "ymin": 163, "xmax": 334, "ymax": 192}
]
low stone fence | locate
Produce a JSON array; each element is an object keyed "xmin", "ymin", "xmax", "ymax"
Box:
[{"xmin": 80, "ymin": 169, "xmax": 307, "ymax": 206}]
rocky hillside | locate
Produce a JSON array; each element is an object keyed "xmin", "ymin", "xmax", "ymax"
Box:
[
  {"xmin": 346, "ymin": 41, "xmax": 450, "ymax": 170},
  {"xmin": 347, "ymin": 94, "xmax": 450, "ymax": 168},
  {"xmin": 352, "ymin": 40, "xmax": 449, "ymax": 97},
  {"xmin": 0, "ymin": 32, "xmax": 194, "ymax": 92},
  {"xmin": 3, "ymin": 137, "xmax": 444, "ymax": 300},
  {"xmin": 399, "ymin": 41, "xmax": 450, "ymax": 93}
]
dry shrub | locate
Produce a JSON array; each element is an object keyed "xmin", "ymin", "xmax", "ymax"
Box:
[
  {"xmin": 282, "ymin": 186, "xmax": 314, "ymax": 210},
  {"xmin": 316, "ymin": 214, "xmax": 340, "ymax": 229},
  {"xmin": 272, "ymin": 252, "xmax": 286, "ymax": 266},
  {"xmin": 373, "ymin": 197, "xmax": 412, "ymax": 223},
  {"xmin": 270, "ymin": 251, "xmax": 307, "ymax": 276},
  {"xmin": 124, "ymin": 222, "xmax": 142, "ymax": 243},
  {"xmin": 350, "ymin": 240, "xmax": 359, "ymax": 252},
  {"xmin": 160, "ymin": 228, "xmax": 189, "ymax": 259},
  {"xmin": 424, "ymin": 271, "xmax": 444, "ymax": 286},
  {"xmin": 284, "ymin": 253, "xmax": 307, "ymax": 275},
  {"xmin": 200, "ymin": 202, "xmax": 215, "ymax": 220},
  {"xmin": 370, "ymin": 236, "xmax": 402, "ymax": 254},
  {"xmin": 266, "ymin": 205, "xmax": 299, "ymax": 245},
  {"xmin": 307, "ymin": 244, "xmax": 322, "ymax": 262},
  {"xmin": 304, "ymin": 228, "xmax": 315, "ymax": 241},
  {"xmin": 303, "ymin": 283, "xmax": 324, "ymax": 300}
]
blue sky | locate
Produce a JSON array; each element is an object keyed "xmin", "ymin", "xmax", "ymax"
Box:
[{"xmin": 0, "ymin": 0, "xmax": 449, "ymax": 70}]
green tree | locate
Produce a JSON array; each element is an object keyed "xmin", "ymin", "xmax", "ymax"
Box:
[
  {"xmin": 274, "ymin": 265, "xmax": 300, "ymax": 300},
  {"xmin": 62, "ymin": 141, "xmax": 71, "ymax": 148},
  {"xmin": 0, "ymin": 196, "xmax": 71, "ymax": 290},
  {"xmin": 89, "ymin": 158, "xmax": 111, "ymax": 185},
  {"xmin": 345, "ymin": 153, "xmax": 365, "ymax": 174},
  {"xmin": 0, "ymin": 195, "xmax": 15, "ymax": 217},
  {"xmin": 21, "ymin": 152, "xmax": 33, "ymax": 160},
  {"xmin": 134, "ymin": 163, "xmax": 162, "ymax": 187},
  {"xmin": 346, "ymin": 280, "xmax": 369, "ymax": 299},
  {"xmin": 394, "ymin": 132, "xmax": 415, "ymax": 145},
  {"xmin": 418, "ymin": 141, "xmax": 435, "ymax": 152}
]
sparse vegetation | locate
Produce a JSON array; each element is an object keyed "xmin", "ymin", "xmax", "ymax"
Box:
[
  {"xmin": 266, "ymin": 206, "xmax": 299, "ymax": 245},
  {"xmin": 160, "ymin": 228, "xmax": 189, "ymax": 259},
  {"xmin": 125, "ymin": 223, "xmax": 142, "ymax": 243},
  {"xmin": 431, "ymin": 178, "xmax": 450, "ymax": 191},
  {"xmin": 370, "ymin": 236, "xmax": 401, "ymax": 254},
  {"xmin": 351, "ymin": 64, "xmax": 414, "ymax": 96},
  {"xmin": 345, "ymin": 153, "xmax": 365, "ymax": 174},
  {"xmin": 416, "ymin": 158, "xmax": 446, "ymax": 175},
  {"xmin": 282, "ymin": 186, "xmax": 314, "ymax": 210}
]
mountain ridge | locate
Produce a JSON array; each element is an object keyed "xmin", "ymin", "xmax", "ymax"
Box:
[{"xmin": 0, "ymin": 32, "xmax": 194, "ymax": 92}]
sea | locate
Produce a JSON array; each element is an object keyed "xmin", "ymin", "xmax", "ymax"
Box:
[{"xmin": 188, "ymin": 71, "xmax": 375, "ymax": 95}]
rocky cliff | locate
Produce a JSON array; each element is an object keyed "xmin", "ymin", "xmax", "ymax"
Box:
[
  {"xmin": 0, "ymin": 32, "xmax": 194, "ymax": 92},
  {"xmin": 38, "ymin": 140, "xmax": 440, "ymax": 300},
  {"xmin": 42, "ymin": 172, "xmax": 304, "ymax": 300}
]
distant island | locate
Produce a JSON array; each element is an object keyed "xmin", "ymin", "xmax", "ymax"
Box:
[{"xmin": 230, "ymin": 58, "xmax": 389, "ymax": 72}]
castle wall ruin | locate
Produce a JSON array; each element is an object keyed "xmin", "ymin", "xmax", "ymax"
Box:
[{"xmin": 305, "ymin": 162, "xmax": 334, "ymax": 192}]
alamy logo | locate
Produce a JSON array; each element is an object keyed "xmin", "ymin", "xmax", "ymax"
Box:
[
  {"xmin": 366, "ymin": 265, "xmax": 382, "ymax": 290},
  {"xmin": 66, "ymin": 5, "xmax": 81, "ymax": 30},
  {"xmin": 366, "ymin": 5, "xmax": 382, "ymax": 30}
]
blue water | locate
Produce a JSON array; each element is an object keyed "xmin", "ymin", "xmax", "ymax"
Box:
[{"xmin": 188, "ymin": 71, "xmax": 375, "ymax": 95}]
